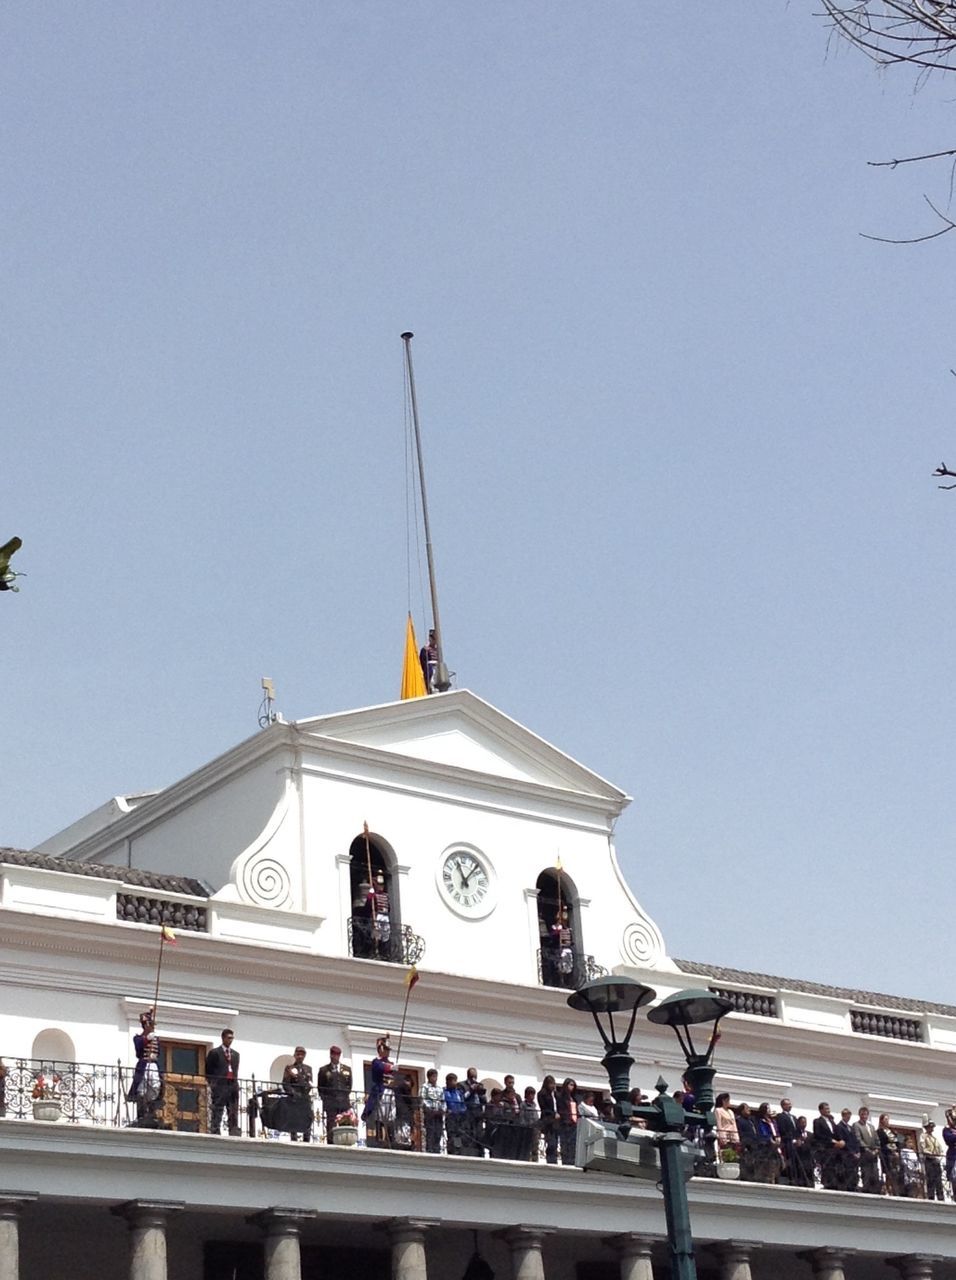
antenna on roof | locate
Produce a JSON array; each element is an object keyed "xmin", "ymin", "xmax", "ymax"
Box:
[{"xmin": 258, "ymin": 677, "xmax": 278, "ymax": 728}]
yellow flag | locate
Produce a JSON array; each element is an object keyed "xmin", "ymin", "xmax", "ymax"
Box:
[
  {"xmin": 400, "ymin": 614, "xmax": 427, "ymax": 700},
  {"xmin": 160, "ymin": 925, "xmax": 176, "ymax": 944}
]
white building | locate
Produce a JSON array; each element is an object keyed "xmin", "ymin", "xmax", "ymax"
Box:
[{"xmin": 1, "ymin": 690, "xmax": 954, "ymax": 1280}]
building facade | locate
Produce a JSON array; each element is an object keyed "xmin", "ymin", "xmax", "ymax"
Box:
[{"xmin": 1, "ymin": 691, "xmax": 954, "ymax": 1280}]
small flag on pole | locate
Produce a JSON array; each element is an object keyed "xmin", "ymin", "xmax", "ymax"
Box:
[
  {"xmin": 400, "ymin": 613, "xmax": 427, "ymax": 700},
  {"xmin": 404, "ymin": 964, "xmax": 420, "ymax": 990},
  {"xmin": 160, "ymin": 925, "xmax": 177, "ymax": 944}
]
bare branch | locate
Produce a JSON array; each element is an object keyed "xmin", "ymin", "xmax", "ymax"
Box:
[
  {"xmin": 820, "ymin": 2, "xmax": 956, "ymax": 73},
  {"xmin": 868, "ymin": 147, "xmax": 956, "ymax": 167},
  {"xmin": 861, "ymin": 192, "xmax": 956, "ymax": 240}
]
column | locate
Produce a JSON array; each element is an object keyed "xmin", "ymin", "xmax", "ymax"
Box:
[
  {"xmin": 248, "ymin": 1207, "xmax": 317, "ymax": 1280},
  {"xmin": 605, "ymin": 1233, "xmax": 655, "ymax": 1280},
  {"xmin": 889, "ymin": 1257, "xmax": 937, "ymax": 1280},
  {"xmin": 111, "ymin": 1200, "xmax": 184, "ymax": 1280},
  {"xmin": 0, "ymin": 1193, "xmax": 38, "ymax": 1280},
  {"xmin": 799, "ymin": 1248, "xmax": 850, "ymax": 1280},
  {"xmin": 713, "ymin": 1241, "xmax": 760, "ymax": 1280},
  {"xmin": 498, "ymin": 1225, "xmax": 555, "ymax": 1280},
  {"xmin": 387, "ymin": 1217, "xmax": 438, "ymax": 1280}
]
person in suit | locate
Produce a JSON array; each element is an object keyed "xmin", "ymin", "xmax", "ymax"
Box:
[
  {"xmin": 776, "ymin": 1098, "xmax": 799, "ymax": 1182},
  {"xmin": 316, "ymin": 1045, "xmax": 353, "ymax": 1144},
  {"xmin": 205, "ymin": 1028, "xmax": 240, "ymax": 1136},
  {"xmin": 852, "ymin": 1106, "xmax": 882, "ymax": 1193},
  {"xmin": 834, "ymin": 1107, "xmax": 861, "ymax": 1191},
  {"xmin": 812, "ymin": 1102, "xmax": 844, "ymax": 1190}
]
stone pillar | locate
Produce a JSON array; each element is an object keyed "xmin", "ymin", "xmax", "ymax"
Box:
[
  {"xmin": 498, "ymin": 1225, "xmax": 555, "ymax": 1280},
  {"xmin": 248, "ymin": 1207, "xmax": 317, "ymax": 1280},
  {"xmin": 713, "ymin": 1241, "xmax": 759, "ymax": 1280},
  {"xmin": 387, "ymin": 1217, "xmax": 438, "ymax": 1280},
  {"xmin": 0, "ymin": 1193, "xmax": 38, "ymax": 1280},
  {"xmin": 799, "ymin": 1248, "xmax": 850, "ymax": 1280},
  {"xmin": 111, "ymin": 1200, "xmax": 184, "ymax": 1280},
  {"xmin": 605, "ymin": 1233, "xmax": 655, "ymax": 1280},
  {"xmin": 889, "ymin": 1257, "xmax": 937, "ymax": 1280}
]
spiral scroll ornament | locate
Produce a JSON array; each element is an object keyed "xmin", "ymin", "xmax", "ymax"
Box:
[
  {"xmin": 238, "ymin": 854, "xmax": 292, "ymax": 908},
  {"xmin": 621, "ymin": 919, "xmax": 661, "ymax": 967}
]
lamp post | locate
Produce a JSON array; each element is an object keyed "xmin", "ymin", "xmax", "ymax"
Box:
[{"xmin": 568, "ymin": 978, "xmax": 732, "ymax": 1280}]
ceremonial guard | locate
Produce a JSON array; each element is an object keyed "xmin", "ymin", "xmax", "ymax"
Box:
[
  {"xmin": 205, "ymin": 1028, "xmax": 241, "ymax": 1136},
  {"xmin": 128, "ymin": 1010, "xmax": 163, "ymax": 1125},
  {"xmin": 281, "ymin": 1046, "xmax": 314, "ymax": 1141},
  {"xmin": 368, "ymin": 871, "xmax": 391, "ymax": 957},
  {"xmin": 362, "ymin": 1036, "xmax": 395, "ymax": 1147},
  {"xmin": 550, "ymin": 906, "xmax": 574, "ymax": 983},
  {"xmin": 317, "ymin": 1044, "xmax": 353, "ymax": 1143}
]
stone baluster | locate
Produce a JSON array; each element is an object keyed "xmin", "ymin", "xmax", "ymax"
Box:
[
  {"xmin": 248, "ymin": 1207, "xmax": 317, "ymax": 1280},
  {"xmin": 605, "ymin": 1233, "xmax": 655, "ymax": 1280},
  {"xmin": 713, "ymin": 1241, "xmax": 759, "ymax": 1280},
  {"xmin": 498, "ymin": 1225, "xmax": 555, "ymax": 1280},
  {"xmin": 889, "ymin": 1257, "xmax": 937, "ymax": 1280},
  {"xmin": 0, "ymin": 1193, "xmax": 38, "ymax": 1280},
  {"xmin": 387, "ymin": 1217, "xmax": 438, "ymax": 1280},
  {"xmin": 111, "ymin": 1200, "xmax": 184, "ymax": 1280},
  {"xmin": 799, "ymin": 1248, "xmax": 851, "ymax": 1280}
]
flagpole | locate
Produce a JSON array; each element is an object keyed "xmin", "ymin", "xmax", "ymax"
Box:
[
  {"xmin": 363, "ymin": 821, "xmax": 378, "ymax": 944},
  {"xmin": 395, "ymin": 971, "xmax": 418, "ymax": 1066},
  {"xmin": 401, "ymin": 332, "xmax": 450, "ymax": 692},
  {"xmin": 151, "ymin": 923, "xmax": 167, "ymax": 1019}
]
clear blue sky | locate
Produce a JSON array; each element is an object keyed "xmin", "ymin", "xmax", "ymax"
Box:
[{"xmin": 5, "ymin": 3, "xmax": 955, "ymax": 1003}]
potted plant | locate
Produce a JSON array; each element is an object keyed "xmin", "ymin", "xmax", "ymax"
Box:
[
  {"xmin": 32, "ymin": 1072, "xmax": 63, "ymax": 1122},
  {"xmin": 716, "ymin": 1145, "xmax": 740, "ymax": 1179},
  {"xmin": 331, "ymin": 1107, "xmax": 359, "ymax": 1146}
]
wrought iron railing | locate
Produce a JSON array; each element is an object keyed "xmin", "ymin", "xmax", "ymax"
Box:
[
  {"xmin": 347, "ymin": 916, "xmax": 425, "ymax": 965},
  {"xmin": 536, "ymin": 948, "xmax": 607, "ymax": 991}
]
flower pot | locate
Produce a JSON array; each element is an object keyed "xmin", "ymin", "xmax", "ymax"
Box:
[
  {"xmin": 717, "ymin": 1161, "xmax": 740, "ymax": 1179},
  {"xmin": 32, "ymin": 1099, "xmax": 62, "ymax": 1122},
  {"xmin": 331, "ymin": 1125, "xmax": 358, "ymax": 1146}
]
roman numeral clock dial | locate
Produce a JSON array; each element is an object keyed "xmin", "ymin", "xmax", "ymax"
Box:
[{"xmin": 436, "ymin": 849, "xmax": 497, "ymax": 920}]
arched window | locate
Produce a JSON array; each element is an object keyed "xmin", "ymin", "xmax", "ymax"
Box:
[
  {"xmin": 536, "ymin": 867, "xmax": 583, "ymax": 989},
  {"xmin": 347, "ymin": 831, "xmax": 400, "ymax": 962},
  {"xmin": 270, "ymin": 1054, "xmax": 294, "ymax": 1086},
  {"xmin": 31, "ymin": 1027, "xmax": 76, "ymax": 1067}
]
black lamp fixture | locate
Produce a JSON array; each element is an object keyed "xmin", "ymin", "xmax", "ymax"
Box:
[
  {"xmin": 646, "ymin": 987, "xmax": 732, "ymax": 1118},
  {"xmin": 568, "ymin": 979, "xmax": 733, "ymax": 1280},
  {"xmin": 566, "ymin": 977, "xmax": 656, "ymax": 1119},
  {"xmin": 461, "ymin": 1230, "xmax": 495, "ymax": 1280}
]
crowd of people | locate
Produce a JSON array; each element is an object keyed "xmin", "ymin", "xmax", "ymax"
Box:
[
  {"xmin": 108, "ymin": 1020, "xmax": 956, "ymax": 1196},
  {"xmin": 714, "ymin": 1094, "xmax": 956, "ymax": 1199}
]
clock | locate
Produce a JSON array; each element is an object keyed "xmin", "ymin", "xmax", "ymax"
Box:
[{"xmin": 436, "ymin": 847, "xmax": 496, "ymax": 920}]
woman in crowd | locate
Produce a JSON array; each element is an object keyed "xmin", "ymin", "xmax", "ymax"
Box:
[
  {"xmin": 877, "ymin": 1113, "xmax": 902, "ymax": 1196},
  {"xmin": 578, "ymin": 1091, "xmax": 600, "ymax": 1121},
  {"xmin": 556, "ymin": 1077, "xmax": 579, "ymax": 1166},
  {"xmin": 715, "ymin": 1092, "xmax": 738, "ymax": 1150},
  {"xmin": 736, "ymin": 1102, "xmax": 758, "ymax": 1181},
  {"xmin": 943, "ymin": 1108, "xmax": 956, "ymax": 1191},
  {"xmin": 537, "ymin": 1075, "xmax": 559, "ymax": 1164},
  {"xmin": 754, "ymin": 1102, "xmax": 782, "ymax": 1184}
]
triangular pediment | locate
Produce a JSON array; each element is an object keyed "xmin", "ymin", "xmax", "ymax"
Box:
[{"xmin": 295, "ymin": 690, "xmax": 629, "ymax": 806}]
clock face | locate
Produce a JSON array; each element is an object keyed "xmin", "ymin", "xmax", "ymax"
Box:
[{"xmin": 437, "ymin": 848, "xmax": 496, "ymax": 919}]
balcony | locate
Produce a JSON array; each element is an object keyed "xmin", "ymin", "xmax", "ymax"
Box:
[
  {"xmin": 536, "ymin": 947, "xmax": 606, "ymax": 991},
  {"xmin": 347, "ymin": 916, "xmax": 425, "ymax": 965}
]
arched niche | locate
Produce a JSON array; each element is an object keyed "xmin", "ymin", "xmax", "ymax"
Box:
[
  {"xmin": 535, "ymin": 867, "xmax": 582, "ymax": 989},
  {"xmin": 348, "ymin": 830, "xmax": 401, "ymax": 961},
  {"xmin": 270, "ymin": 1054, "xmax": 294, "ymax": 1085},
  {"xmin": 32, "ymin": 1027, "xmax": 76, "ymax": 1067}
]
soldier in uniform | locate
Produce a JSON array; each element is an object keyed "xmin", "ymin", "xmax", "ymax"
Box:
[
  {"xmin": 317, "ymin": 1045, "xmax": 353, "ymax": 1143},
  {"xmin": 128, "ymin": 1010, "xmax": 163, "ymax": 1125},
  {"xmin": 368, "ymin": 871, "xmax": 392, "ymax": 958}
]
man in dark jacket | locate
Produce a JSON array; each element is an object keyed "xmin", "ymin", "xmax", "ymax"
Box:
[
  {"xmin": 316, "ymin": 1045, "xmax": 353, "ymax": 1143},
  {"xmin": 205, "ymin": 1029, "xmax": 240, "ymax": 1136}
]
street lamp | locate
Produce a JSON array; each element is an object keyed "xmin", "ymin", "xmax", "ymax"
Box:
[{"xmin": 568, "ymin": 978, "xmax": 732, "ymax": 1280}]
